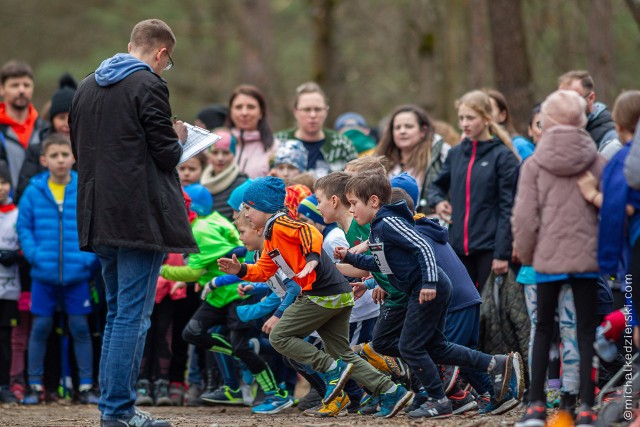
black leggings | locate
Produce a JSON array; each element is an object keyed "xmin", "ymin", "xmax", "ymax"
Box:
[
  {"xmin": 529, "ymin": 279, "xmax": 598, "ymax": 405},
  {"xmin": 459, "ymin": 250, "xmax": 494, "ymax": 293}
]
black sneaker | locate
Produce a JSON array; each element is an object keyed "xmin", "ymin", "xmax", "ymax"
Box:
[
  {"xmin": 78, "ymin": 388, "xmax": 100, "ymax": 404},
  {"xmin": 405, "ymin": 390, "xmax": 427, "ymax": 413},
  {"xmin": 0, "ymin": 385, "xmax": 17, "ymax": 403},
  {"xmin": 449, "ymin": 390, "xmax": 477, "ymax": 415},
  {"xmin": 407, "ymin": 396, "xmax": 452, "ymax": 419},
  {"xmin": 574, "ymin": 405, "xmax": 597, "ymax": 426},
  {"xmin": 298, "ymin": 388, "xmax": 322, "ymax": 411},
  {"xmin": 515, "ymin": 401, "xmax": 547, "ymax": 427},
  {"xmin": 135, "ymin": 380, "xmax": 153, "ymax": 406},
  {"xmin": 488, "ymin": 353, "xmax": 513, "ymax": 401},
  {"xmin": 153, "ymin": 379, "xmax": 172, "ymax": 406},
  {"xmin": 100, "ymin": 409, "xmax": 172, "ymax": 427}
]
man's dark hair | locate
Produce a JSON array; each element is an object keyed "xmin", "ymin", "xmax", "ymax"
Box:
[
  {"xmin": 0, "ymin": 60, "xmax": 33, "ymax": 85},
  {"xmin": 345, "ymin": 172, "xmax": 391, "ymax": 205},
  {"xmin": 130, "ymin": 19, "xmax": 176, "ymax": 53}
]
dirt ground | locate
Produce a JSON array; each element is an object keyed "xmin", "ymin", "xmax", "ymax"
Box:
[{"xmin": 0, "ymin": 401, "xmax": 526, "ymax": 427}]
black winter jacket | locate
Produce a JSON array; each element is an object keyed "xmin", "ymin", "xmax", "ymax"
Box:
[
  {"xmin": 69, "ymin": 70, "xmax": 198, "ymax": 253},
  {"xmin": 427, "ymin": 137, "xmax": 518, "ymax": 260}
]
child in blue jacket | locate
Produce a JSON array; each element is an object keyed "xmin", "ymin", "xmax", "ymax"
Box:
[
  {"xmin": 17, "ymin": 134, "xmax": 98, "ymax": 404},
  {"xmin": 335, "ymin": 172, "xmax": 522, "ymax": 419}
]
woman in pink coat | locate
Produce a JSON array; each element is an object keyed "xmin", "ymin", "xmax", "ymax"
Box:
[{"xmin": 512, "ymin": 90, "xmax": 604, "ymax": 427}]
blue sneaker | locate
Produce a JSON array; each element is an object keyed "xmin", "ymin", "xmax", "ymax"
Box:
[
  {"xmin": 322, "ymin": 360, "xmax": 353, "ymax": 404},
  {"xmin": 252, "ymin": 391, "xmax": 295, "ymax": 414},
  {"xmin": 480, "ymin": 390, "xmax": 519, "ymax": 415},
  {"xmin": 374, "ymin": 385, "xmax": 414, "ymax": 418},
  {"xmin": 358, "ymin": 393, "xmax": 380, "ymax": 415}
]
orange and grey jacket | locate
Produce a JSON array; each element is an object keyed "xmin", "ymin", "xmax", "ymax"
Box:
[{"xmin": 238, "ymin": 212, "xmax": 351, "ymax": 296}]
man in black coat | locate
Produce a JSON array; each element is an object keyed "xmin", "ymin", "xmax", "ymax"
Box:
[{"xmin": 69, "ymin": 19, "xmax": 197, "ymax": 427}]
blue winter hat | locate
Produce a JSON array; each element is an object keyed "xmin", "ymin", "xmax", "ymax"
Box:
[
  {"xmin": 297, "ymin": 194, "xmax": 325, "ymax": 225},
  {"xmin": 274, "ymin": 139, "xmax": 307, "ymax": 172},
  {"xmin": 184, "ymin": 184, "xmax": 213, "ymax": 217},
  {"xmin": 227, "ymin": 178, "xmax": 253, "ymax": 212},
  {"xmin": 334, "ymin": 112, "xmax": 367, "ymax": 131},
  {"xmin": 242, "ymin": 177, "xmax": 286, "ymax": 213},
  {"xmin": 390, "ymin": 173, "xmax": 419, "ymax": 207}
]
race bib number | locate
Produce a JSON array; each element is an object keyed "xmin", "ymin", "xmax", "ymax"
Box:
[
  {"xmin": 268, "ymin": 249, "xmax": 296, "ymax": 279},
  {"xmin": 368, "ymin": 242, "xmax": 393, "ymax": 275}
]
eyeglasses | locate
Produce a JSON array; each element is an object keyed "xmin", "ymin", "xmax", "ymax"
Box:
[
  {"xmin": 163, "ymin": 50, "xmax": 174, "ymax": 71},
  {"xmin": 296, "ymin": 107, "xmax": 328, "ymax": 115}
]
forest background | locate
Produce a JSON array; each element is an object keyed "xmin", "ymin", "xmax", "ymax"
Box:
[{"xmin": 1, "ymin": 0, "xmax": 639, "ymax": 135}]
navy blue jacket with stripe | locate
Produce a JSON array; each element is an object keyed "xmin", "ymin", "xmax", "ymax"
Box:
[{"xmin": 343, "ymin": 200, "xmax": 439, "ymax": 292}]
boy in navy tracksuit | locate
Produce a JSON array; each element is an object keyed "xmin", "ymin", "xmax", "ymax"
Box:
[
  {"xmin": 391, "ymin": 188, "xmax": 524, "ymax": 414},
  {"xmin": 335, "ymin": 172, "xmax": 520, "ymax": 419}
]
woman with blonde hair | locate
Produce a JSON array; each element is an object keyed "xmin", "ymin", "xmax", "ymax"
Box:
[
  {"xmin": 376, "ymin": 104, "xmax": 450, "ymax": 214},
  {"xmin": 275, "ymin": 82, "xmax": 357, "ymax": 177},
  {"xmin": 428, "ymin": 90, "xmax": 519, "ymax": 292}
]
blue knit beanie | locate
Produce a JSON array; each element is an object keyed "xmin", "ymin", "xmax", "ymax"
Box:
[
  {"xmin": 227, "ymin": 178, "xmax": 253, "ymax": 211},
  {"xmin": 390, "ymin": 173, "xmax": 419, "ymax": 207},
  {"xmin": 297, "ymin": 194, "xmax": 325, "ymax": 225},
  {"xmin": 184, "ymin": 183, "xmax": 213, "ymax": 217},
  {"xmin": 242, "ymin": 177, "xmax": 286, "ymax": 213}
]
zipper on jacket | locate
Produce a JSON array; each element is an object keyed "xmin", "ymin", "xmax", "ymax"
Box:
[
  {"xmin": 463, "ymin": 141, "xmax": 477, "ymax": 255},
  {"xmin": 58, "ymin": 204, "xmax": 63, "ymax": 285}
]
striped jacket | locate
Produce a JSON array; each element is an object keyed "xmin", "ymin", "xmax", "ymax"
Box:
[
  {"xmin": 239, "ymin": 212, "xmax": 351, "ymax": 296},
  {"xmin": 343, "ymin": 200, "xmax": 439, "ymax": 292}
]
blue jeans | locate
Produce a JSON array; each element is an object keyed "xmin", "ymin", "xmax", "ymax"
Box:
[
  {"xmin": 28, "ymin": 314, "xmax": 94, "ymax": 386},
  {"xmin": 93, "ymin": 245, "xmax": 165, "ymax": 420}
]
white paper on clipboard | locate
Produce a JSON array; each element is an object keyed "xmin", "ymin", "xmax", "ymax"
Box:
[
  {"xmin": 368, "ymin": 242, "xmax": 394, "ymax": 275},
  {"xmin": 268, "ymin": 249, "xmax": 297, "ymax": 279},
  {"xmin": 179, "ymin": 123, "xmax": 221, "ymax": 164}
]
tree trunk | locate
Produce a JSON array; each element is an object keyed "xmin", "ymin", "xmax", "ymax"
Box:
[
  {"xmin": 310, "ymin": 0, "xmax": 337, "ymax": 87},
  {"xmin": 588, "ymin": 0, "xmax": 615, "ymax": 106},
  {"xmin": 487, "ymin": 0, "xmax": 534, "ymax": 134},
  {"xmin": 230, "ymin": 0, "xmax": 273, "ymax": 87},
  {"xmin": 625, "ymin": 0, "xmax": 640, "ymax": 31},
  {"xmin": 469, "ymin": 0, "xmax": 492, "ymax": 89}
]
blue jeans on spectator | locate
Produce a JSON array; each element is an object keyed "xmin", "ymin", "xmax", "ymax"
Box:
[
  {"xmin": 93, "ymin": 245, "xmax": 165, "ymax": 421},
  {"xmin": 28, "ymin": 314, "xmax": 94, "ymax": 387}
]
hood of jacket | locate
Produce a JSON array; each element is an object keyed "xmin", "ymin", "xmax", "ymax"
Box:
[
  {"xmin": 95, "ymin": 53, "xmax": 154, "ymax": 87},
  {"xmin": 588, "ymin": 102, "xmax": 609, "ymax": 122},
  {"xmin": 533, "ymin": 125, "xmax": 597, "ymax": 176},
  {"xmin": 414, "ymin": 214, "xmax": 448, "ymax": 244},
  {"xmin": 373, "ymin": 200, "xmax": 415, "ymax": 226}
]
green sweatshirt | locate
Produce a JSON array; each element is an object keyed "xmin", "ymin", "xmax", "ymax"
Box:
[{"xmin": 161, "ymin": 212, "xmax": 245, "ymax": 308}]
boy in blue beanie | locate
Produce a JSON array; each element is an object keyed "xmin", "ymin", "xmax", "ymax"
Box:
[
  {"xmin": 335, "ymin": 172, "xmax": 521, "ymax": 419},
  {"xmin": 219, "ymin": 176, "xmax": 414, "ymax": 418}
]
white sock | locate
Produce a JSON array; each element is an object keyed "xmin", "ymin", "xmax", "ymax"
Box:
[
  {"xmin": 79, "ymin": 384, "xmax": 93, "ymax": 392},
  {"xmin": 31, "ymin": 384, "xmax": 43, "ymax": 392},
  {"xmin": 327, "ymin": 360, "xmax": 338, "ymax": 371},
  {"xmin": 384, "ymin": 383, "xmax": 397, "ymax": 394}
]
